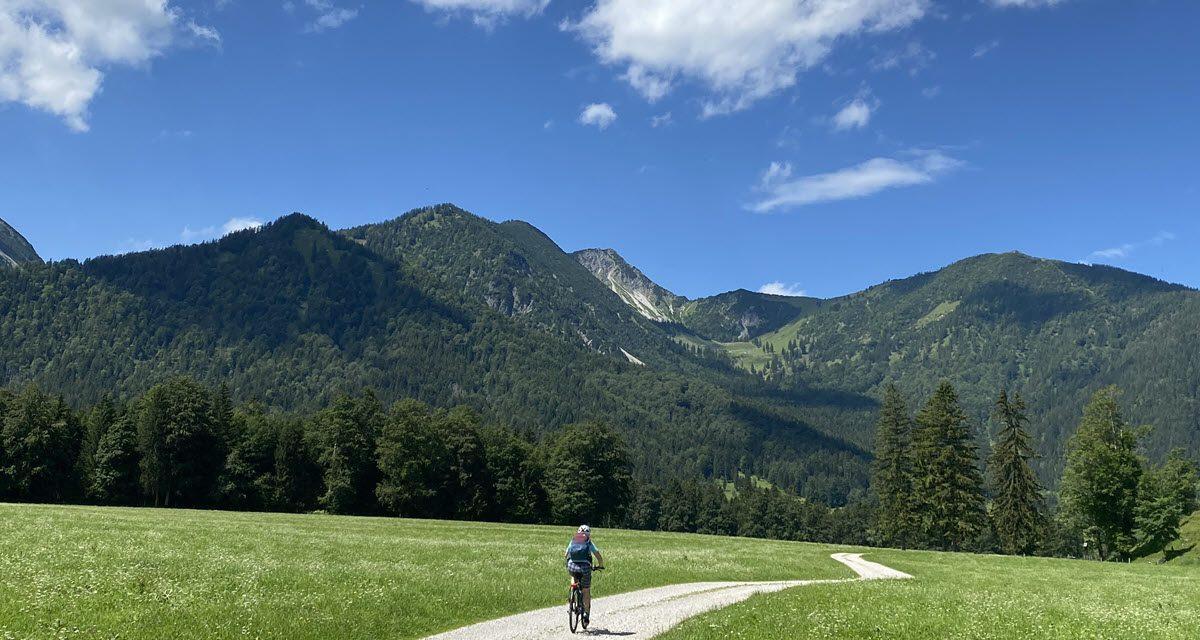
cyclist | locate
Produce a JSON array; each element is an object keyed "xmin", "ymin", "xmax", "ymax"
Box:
[{"xmin": 565, "ymin": 524, "xmax": 605, "ymax": 625}]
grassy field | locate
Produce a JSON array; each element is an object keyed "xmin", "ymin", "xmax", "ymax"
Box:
[
  {"xmin": 662, "ymin": 548, "xmax": 1200, "ymax": 639},
  {"xmin": 3, "ymin": 504, "xmax": 1197, "ymax": 639},
  {"xmin": 0, "ymin": 504, "xmax": 848, "ymax": 639}
]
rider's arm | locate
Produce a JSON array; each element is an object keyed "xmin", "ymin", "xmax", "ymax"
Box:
[{"xmin": 592, "ymin": 544, "xmax": 604, "ymax": 568}]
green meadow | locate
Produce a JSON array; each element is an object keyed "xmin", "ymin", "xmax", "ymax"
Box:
[
  {"xmin": 663, "ymin": 549, "xmax": 1200, "ymax": 640},
  {"xmin": 0, "ymin": 504, "xmax": 846, "ymax": 639},
  {"xmin": 2, "ymin": 503, "xmax": 1196, "ymax": 640}
]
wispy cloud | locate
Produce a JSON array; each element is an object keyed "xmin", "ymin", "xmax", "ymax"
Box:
[
  {"xmin": 831, "ymin": 98, "xmax": 874, "ymax": 131},
  {"xmin": 409, "ymin": 0, "xmax": 548, "ymax": 28},
  {"xmin": 650, "ymin": 112, "xmax": 673, "ymax": 128},
  {"xmin": 759, "ymin": 281, "xmax": 807, "ymax": 297},
  {"xmin": 972, "ymin": 39, "xmax": 1000, "ymax": 58},
  {"xmin": 869, "ymin": 41, "xmax": 935, "ymax": 76},
  {"xmin": 579, "ymin": 103, "xmax": 617, "ymax": 129},
  {"xmin": 301, "ymin": 0, "xmax": 359, "ymax": 33},
  {"xmin": 749, "ymin": 150, "xmax": 963, "ymax": 213},
  {"xmin": 988, "ymin": 0, "xmax": 1067, "ymax": 7},
  {"xmin": 1083, "ymin": 232, "xmax": 1176, "ymax": 263},
  {"xmin": 181, "ymin": 217, "xmax": 265, "ymax": 243}
]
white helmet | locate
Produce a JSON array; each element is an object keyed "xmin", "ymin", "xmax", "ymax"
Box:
[{"xmin": 578, "ymin": 525, "xmax": 591, "ymax": 535}]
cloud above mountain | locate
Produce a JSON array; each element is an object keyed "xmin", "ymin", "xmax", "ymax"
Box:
[
  {"xmin": 568, "ymin": 0, "xmax": 929, "ymax": 116},
  {"xmin": 0, "ymin": 1, "xmax": 215, "ymax": 131},
  {"xmin": 750, "ymin": 150, "xmax": 962, "ymax": 212}
]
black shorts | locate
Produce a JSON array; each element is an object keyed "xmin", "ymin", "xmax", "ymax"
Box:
[{"xmin": 567, "ymin": 562, "xmax": 592, "ymax": 589}]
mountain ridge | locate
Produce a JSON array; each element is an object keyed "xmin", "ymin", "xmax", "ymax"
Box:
[
  {"xmin": 0, "ymin": 217, "xmax": 42, "ymax": 267},
  {"xmin": 3, "ymin": 204, "xmax": 1198, "ymax": 494}
]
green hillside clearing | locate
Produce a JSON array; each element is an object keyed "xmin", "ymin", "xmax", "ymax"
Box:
[{"xmin": 1138, "ymin": 510, "xmax": 1200, "ymax": 566}]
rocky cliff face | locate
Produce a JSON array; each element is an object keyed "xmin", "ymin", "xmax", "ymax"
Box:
[
  {"xmin": 573, "ymin": 248, "xmax": 687, "ymax": 323},
  {"xmin": 0, "ymin": 218, "xmax": 42, "ymax": 267}
]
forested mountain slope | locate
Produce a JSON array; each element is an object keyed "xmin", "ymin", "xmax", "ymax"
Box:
[
  {"xmin": 0, "ymin": 212, "xmax": 869, "ymax": 503},
  {"xmin": 724, "ymin": 252, "xmax": 1200, "ymax": 479},
  {"xmin": 0, "ymin": 217, "xmax": 41, "ymax": 267},
  {"xmin": 343, "ymin": 205, "xmax": 697, "ymax": 369},
  {"xmin": 680, "ymin": 289, "xmax": 820, "ymax": 342}
]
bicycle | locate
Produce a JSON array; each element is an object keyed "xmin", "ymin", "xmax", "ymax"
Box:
[{"xmin": 568, "ymin": 566, "xmax": 605, "ymax": 633}]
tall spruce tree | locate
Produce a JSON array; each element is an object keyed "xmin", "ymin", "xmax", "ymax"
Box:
[
  {"xmin": 910, "ymin": 381, "xmax": 987, "ymax": 551},
  {"xmin": 872, "ymin": 384, "xmax": 916, "ymax": 548},
  {"xmin": 989, "ymin": 390, "xmax": 1045, "ymax": 555},
  {"xmin": 1059, "ymin": 386, "xmax": 1142, "ymax": 561}
]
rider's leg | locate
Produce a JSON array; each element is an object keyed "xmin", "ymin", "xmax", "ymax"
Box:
[{"xmin": 583, "ymin": 587, "xmax": 591, "ymax": 614}]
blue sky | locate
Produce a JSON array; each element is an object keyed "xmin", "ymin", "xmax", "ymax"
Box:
[{"xmin": 0, "ymin": 0, "xmax": 1196, "ymax": 298}]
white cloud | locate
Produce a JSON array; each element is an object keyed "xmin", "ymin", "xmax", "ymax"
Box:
[
  {"xmin": 302, "ymin": 0, "xmax": 358, "ymax": 32},
  {"xmin": 569, "ymin": 0, "xmax": 929, "ymax": 115},
  {"xmin": 181, "ymin": 217, "xmax": 264, "ymax": 243},
  {"xmin": 186, "ymin": 21, "xmax": 221, "ymax": 46},
  {"xmin": 0, "ymin": 1, "xmax": 214, "ymax": 131},
  {"xmin": 831, "ymin": 98, "xmax": 873, "ymax": 131},
  {"xmin": 869, "ymin": 40, "xmax": 934, "ymax": 75},
  {"xmin": 972, "ymin": 39, "xmax": 1000, "ymax": 58},
  {"xmin": 649, "ymin": 111, "xmax": 672, "ymax": 127},
  {"xmin": 988, "ymin": 0, "xmax": 1065, "ymax": 7},
  {"xmin": 622, "ymin": 64, "xmax": 670, "ymax": 103},
  {"xmin": 921, "ymin": 85, "xmax": 941, "ymax": 98},
  {"xmin": 409, "ymin": 0, "xmax": 548, "ymax": 27},
  {"xmin": 759, "ymin": 281, "xmax": 807, "ymax": 297},
  {"xmin": 750, "ymin": 150, "xmax": 962, "ymax": 212},
  {"xmin": 1084, "ymin": 232, "xmax": 1176, "ymax": 263},
  {"xmin": 579, "ymin": 102, "xmax": 616, "ymax": 129}
]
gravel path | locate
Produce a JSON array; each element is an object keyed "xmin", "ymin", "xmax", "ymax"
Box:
[{"xmin": 424, "ymin": 553, "xmax": 911, "ymax": 640}]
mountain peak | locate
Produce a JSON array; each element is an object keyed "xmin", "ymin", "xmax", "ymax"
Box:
[
  {"xmin": 0, "ymin": 217, "xmax": 43, "ymax": 267},
  {"xmin": 573, "ymin": 248, "xmax": 686, "ymax": 323}
]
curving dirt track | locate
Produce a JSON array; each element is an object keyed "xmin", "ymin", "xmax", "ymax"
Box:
[{"xmin": 424, "ymin": 553, "xmax": 911, "ymax": 640}]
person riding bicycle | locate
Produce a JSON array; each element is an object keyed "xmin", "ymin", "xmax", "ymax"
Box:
[{"xmin": 565, "ymin": 524, "xmax": 605, "ymax": 625}]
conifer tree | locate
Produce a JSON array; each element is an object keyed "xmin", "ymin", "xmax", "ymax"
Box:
[
  {"xmin": 989, "ymin": 390, "xmax": 1045, "ymax": 555},
  {"xmin": 872, "ymin": 384, "xmax": 916, "ymax": 548},
  {"xmin": 910, "ymin": 381, "xmax": 987, "ymax": 551}
]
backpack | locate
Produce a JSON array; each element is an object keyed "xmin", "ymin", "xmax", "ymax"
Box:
[{"xmin": 567, "ymin": 533, "xmax": 592, "ymax": 564}]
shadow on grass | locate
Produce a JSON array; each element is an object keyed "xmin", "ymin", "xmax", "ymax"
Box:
[{"xmin": 1161, "ymin": 544, "xmax": 1196, "ymax": 563}]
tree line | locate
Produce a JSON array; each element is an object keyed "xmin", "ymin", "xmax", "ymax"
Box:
[
  {"xmin": 0, "ymin": 377, "xmax": 872, "ymax": 543},
  {"xmin": 872, "ymin": 381, "xmax": 1198, "ymax": 559},
  {"xmin": 0, "ymin": 378, "xmax": 631, "ymax": 526},
  {"xmin": 4, "ymin": 375, "xmax": 1194, "ymax": 559}
]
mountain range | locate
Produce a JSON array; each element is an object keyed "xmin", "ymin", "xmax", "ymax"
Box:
[{"xmin": 1, "ymin": 205, "xmax": 1197, "ymax": 494}]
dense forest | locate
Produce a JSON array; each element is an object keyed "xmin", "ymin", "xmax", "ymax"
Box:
[
  {"xmin": 3, "ymin": 376, "xmax": 1191, "ymax": 561},
  {"xmin": 0, "ymin": 378, "xmax": 873, "ymax": 546},
  {"xmin": 0, "ymin": 212, "xmax": 868, "ymax": 504},
  {"xmin": 715, "ymin": 252, "xmax": 1200, "ymax": 482}
]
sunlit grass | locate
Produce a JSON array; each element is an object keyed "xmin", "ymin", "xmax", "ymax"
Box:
[
  {"xmin": 661, "ymin": 548, "xmax": 1200, "ymax": 639},
  {"xmin": 0, "ymin": 503, "xmax": 848, "ymax": 639}
]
